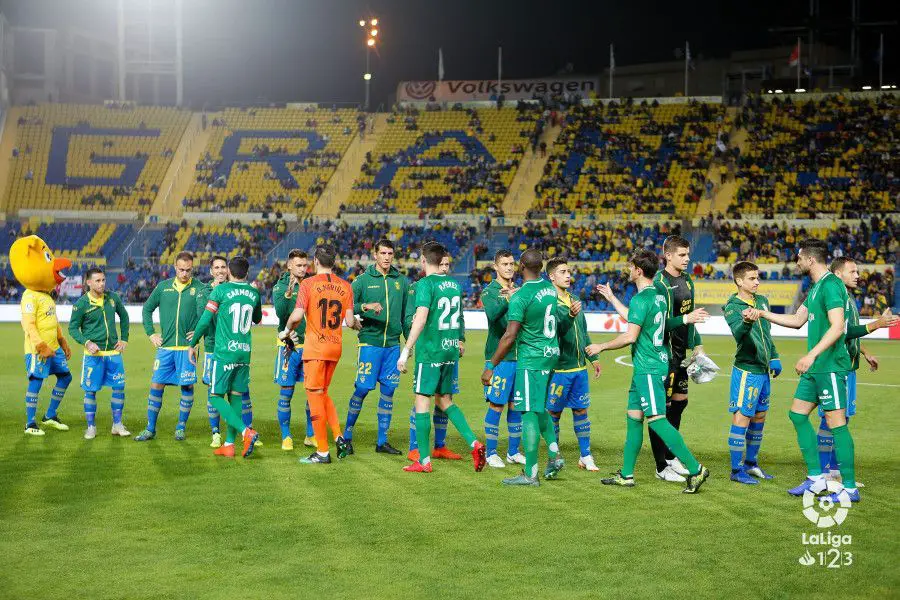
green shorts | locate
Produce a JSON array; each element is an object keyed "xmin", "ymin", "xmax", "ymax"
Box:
[
  {"xmin": 209, "ymin": 358, "xmax": 250, "ymax": 397},
  {"xmin": 794, "ymin": 371, "xmax": 849, "ymax": 412},
  {"xmin": 413, "ymin": 361, "xmax": 457, "ymax": 397},
  {"xmin": 628, "ymin": 373, "xmax": 667, "ymax": 417},
  {"xmin": 512, "ymin": 369, "xmax": 552, "ymax": 413}
]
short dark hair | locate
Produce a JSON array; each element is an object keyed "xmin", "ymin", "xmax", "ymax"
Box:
[
  {"xmin": 830, "ymin": 256, "xmax": 856, "ymax": 274},
  {"xmin": 663, "ymin": 235, "xmax": 690, "ymax": 255},
  {"xmin": 494, "ymin": 249, "xmax": 514, "ymax": 263},
  {"xmin": 228, "ymin": 255, "xmax": 250, "ymax": 280},
  {"xmin": 374, "ymin": 238, "xmax": 394, "ymax": 252},
  {"xmin": 546, "ymin": 257, "xmax": 568, "ymax": 274},
  {"xmin": 288, "ymin": 249, "xmax": 308, "ymax": 261},
  {"xmin": 799, "ymin": 239, "xmax": 828, "ymax": 265},
  {"xmin": 629, "ymin": 249, "xmax": 659, "ymax": 279},
  {"xmin": 85, "ymin": 267, "xmax": 104, "ymax": 280},
  {"xmin": 175, "ymin": 251, "xmax": 194, "ymax": 263},
  {"xmin": 209, "ymin": 255, "xmax": 227, "ymax": 267},
  {"xmin": 423, "ymin": 242, "xmax": 447, "ymax": 266},
  {"xmin": 314, "ymin": 244, "xmax": 337, "ymax": 268},
  {"xmin": 732, "ymin": 261, "xmax": 759, "ymax": 282},
  {"xmin": 520, "ymin": 248, "xmax": 543, "ymax": 273}
]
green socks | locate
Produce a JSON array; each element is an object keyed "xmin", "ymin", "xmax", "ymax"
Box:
[
  {"xmin": 415, "ymin": 412, "xmax": 432, "ymax": 465},
  {"xmin": 536, "ymin": 412, "xmax": 559, "ymax": 460},
  {"xmin": 648, "ymin": 418, "xmax": 701, "ymax": 475},
  {"xmin": 522, "ymin": 411, "xmax": 540, "ymax": 479},
  {"xmin": 208, "ymin": 393, "xmax": 246, "ymax": 440},
  {"xmin": 444, "ymin": 404, "xmax": 477, "ymax": 447},
  {"xmin": 789, "ymin": 410, "xmax": 823, "ymax": 477},
  {"xmin": 622, "ymin": 415, "xmax": 644, "ymax": 478},
  {"xmin": 831, "ymin": 424, "xmax": 856, "ymax": 489}
]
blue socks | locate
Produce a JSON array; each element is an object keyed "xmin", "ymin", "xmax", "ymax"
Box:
[
  {"xmin": 408, "ymin": 406, "xmax": 417, "ymax": 451},
  {"xmin": 111, "ymin": 387, "xmax": 125, "ymax": 425},
  {"xmin": 344, "ymin": 386, "xmax": 368, "ymax": 440},
  {"xmin": 84, "ymin": 391, "xmax": 97, "ymax": 427},
  {"xmin": 25, "ymin": 377, "xmax": 43, "ymax": 424},
  {"xmin": 305, "ymin": 401, "xmax": 314, "ymax": 437},
  {"xmin": 278, "ymin": 387, "xmax": 294, "ymax": 440},
  {"xmin": 207, "ymin": 389, "xmax": 220, "ymax": 434},
  {"xmin": 484, "ymin": 406, "xmax": 501, "ymax": 456},
  {"xmin": 745, "ymin": 420, "xmax": 765, "ymax": 465},
  {"xmin": 146, "ymin": 387, "xmax": 164, "ymax": 432},
  {"xmin": 817, "ymin": 416, "xmax": 833, "ymax": 472},
  {"xmin": 550, "ymin": 413, "xmax": 561, "ymax": 440},
  {"xmin": 376, "ymin": 389, "xmax": 395, "ymax": 446},
  {"xmin": 241, "ymin": 392, "xmax": 252, "ymax": 428},
  {"xmin": 175, "ymin": 385, "xmax": 194, "ymax": 431},
  {"xmin": 573, "ymin": 411, "xmax": 591, "ymax": 458},
  {"xmin": 433, "ymin": 407, "xmax": 448, "ymax": 449},
  {"xmin": 47, "ymin": 373, "xmax": 71, "ymax": 419},
  {"xmin": 507, "ymin": 409, "xmax": 522, "ymax": 456},
  {"xmin": 729, "ymin": 424, "xmax": 748, "ymax": 471}
]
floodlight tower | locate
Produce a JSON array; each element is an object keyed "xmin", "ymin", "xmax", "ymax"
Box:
[
  {"xmin": 359, "ymin": 17, "xmax": 378, "ymax": 110},
  {"xmin": 117, "ymin": 0, "xmax": 184, "ymax": 105}
]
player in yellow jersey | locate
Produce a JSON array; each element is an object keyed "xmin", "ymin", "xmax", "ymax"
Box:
[{"xmin": 10, "ymin": 235, "xmax": 74, "ymax": 436}]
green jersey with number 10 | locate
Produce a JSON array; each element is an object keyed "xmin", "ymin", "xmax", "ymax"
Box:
[
  {"xmin": 206, "ymin": 281, "xmax": 262, "ymax": 364},
  {"xmin": 414, "ymin": 274, "xmax": 462, "ymax": 364},
  {"xmin": 508, "ymin": 278, "xmax": 559, "ymax": 371},
  {"xmin": 627, "ymin": 286, "xmax": 670, "ymax": 375}
]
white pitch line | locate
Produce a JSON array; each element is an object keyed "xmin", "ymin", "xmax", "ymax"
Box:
[{"xmin": 612, "ymin": 355, "xmax": 900, "ymax": 388}]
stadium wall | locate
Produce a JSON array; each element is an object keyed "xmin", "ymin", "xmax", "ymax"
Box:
[{"xmin": 0, "ymin": 305, "xmax": 894, "ymax": 340}]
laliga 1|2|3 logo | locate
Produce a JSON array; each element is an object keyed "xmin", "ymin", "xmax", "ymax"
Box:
[{"xmin": 797, "ymin": 479, "xmax": 853, "ymax": 569}]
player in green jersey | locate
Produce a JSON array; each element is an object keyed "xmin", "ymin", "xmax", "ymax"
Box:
[
  {"xmin": 481, "ymin": 249, "xmax": 526, "ymax": 468},
  {"xmin": 197, "ymin": 256, "xmax": 229, "ymax": 448},
  {"xmin": 546, "ymin": 257, "xmax": 602, "ymax": 471},
  {"xmin": 482, "ymin": 248, "xmax": 564, "ymax": 486},
  {"xmin": 722, "ymin": 262, "xmax": 781, "ymax": 484},
  {"xmin": 818, "ymin": 258, "xmax": 897, "ymax": 485},
  {"xmin": 586, "ymin": 249, "xmax": 709, "ymax": 493},
  {"xmin": 397, "ymin": 242, "xmax": 486, "ymax": 473},
  {"xmin": 751, "ymin": 240, "xmax": 862, "ymax": 501},
  {"xmin": 189, "ymin": 256, "xmax": 261, "ymax": 458}
]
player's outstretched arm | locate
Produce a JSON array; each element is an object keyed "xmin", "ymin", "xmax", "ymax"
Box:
[
  {"xmin": 114, "ymin": 293, "xmax": 130, "ymax": 348},
  {"xmin": 585, "ymin": 322, "xmax": 640, "ymax": 356},
  {"xmin": 284, "ymin": 306, "xmax": 306, "ymax": 335},
  {"xmin": 596, "ymin": 283, "xmax": 628, "ymax": 319},
  {"xmin": 796, "ymin": 306, "xmax": 845, "ymax": 374},
  {"xmin": 759, "ymin": 305, "xmax": 808, "ymax": 329},
  {"xmin": 847, "ymin": 308, "xmax": 899, "ymax": 340}
]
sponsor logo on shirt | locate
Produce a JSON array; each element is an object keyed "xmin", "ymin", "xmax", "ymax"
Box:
[
  {"xmin": 543, "ymin": 346, "xmax": 561, "ymax": 358},
  {"xmin": 227, "ymin": 340, "xmax": 251, "ymax": 352},
  {"xmin": 441, "ymin": 338, "xmax": 461, "ymax": 350}
]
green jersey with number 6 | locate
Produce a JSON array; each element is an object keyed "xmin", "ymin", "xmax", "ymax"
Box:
[
  {"xmin": 627, "ymin": 286, "xmax": 670, "ymax": 375},
  {"xmin": 414, "ymin": 274, "xmax": 462, "ymax": 364},
  {"xmin": 803, "ymin": 271, "xmax": 851, "ymax": 373},
  {"xmin": 205, "ymin": 281, "xmax": 262, "ymax": 364},
  {"xmin": 508, "ymin": 278, "xmax": 559, "ymax": 371}
]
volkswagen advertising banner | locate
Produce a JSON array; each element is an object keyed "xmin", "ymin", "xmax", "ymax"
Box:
[{"xmin": 398, "ymin": 77, "xmax": 600, "ymax": 102}]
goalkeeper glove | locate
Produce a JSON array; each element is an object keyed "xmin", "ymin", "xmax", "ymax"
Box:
[{"xmin": 769, "ymin": 358, "xmax": 782, "ymax": 378}]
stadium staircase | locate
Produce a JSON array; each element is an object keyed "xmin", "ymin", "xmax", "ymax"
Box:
[
  {"xmin": 501, "ymin": 122, "xmax": 561, "ymax": 217},
  {"xmin": 311, "ymin": 113, "xmax": 388, "ymax": 218},
  {"xmin": 0, "ymin": 107, "xmax": 23, "ymax": 216},
  {"xmin": 703, "ymin": 126, "xmax": 748, "ymax": 216},
  {"xmin": 150, "ymin": 112, "xmax": 213, "ymax": 218}
]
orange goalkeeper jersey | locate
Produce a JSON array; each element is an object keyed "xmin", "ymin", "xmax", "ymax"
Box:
[{"xmin": 296, "ymin": 273, "xmax": 353, "ymax": 361}]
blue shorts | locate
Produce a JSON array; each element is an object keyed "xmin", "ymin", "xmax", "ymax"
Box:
[
  {"xmin": 274, "ymin": 345, "xmax": 304, "ymax": 387},
  {"xmin": 355, "ymin": 345, "xmax": 400, "ymax": 393},
  {"xmin": 547, "ymin": 369, "xmax": 591, "ymax": 412},
  {"xmin": 729, "ymin": 368, "xmax": 771, "ymax": 417},
  {"xmin": 818, "ymin": 370, "xmax": 857, "ymax": 418},
  {"xmin": 151, "ymin": 348, "xmax": 196, "ymax": 386},
  {"xmin": 25, "ymin": 348, "xmax": 70, "ymax": 380},
  {"xmin": 81, "ymin": 354, "xmax": 126, "ymax": 392},
  {"xmin": 484, "ymin": 360, "xmax": 517, "ymax": 405}
]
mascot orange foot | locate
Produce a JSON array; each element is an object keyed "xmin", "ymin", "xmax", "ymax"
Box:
[{"xmin": 10, "ymin": 235, "xmax": 74, "ymax": 435}]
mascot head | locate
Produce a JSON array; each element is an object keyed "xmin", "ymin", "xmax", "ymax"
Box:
[{"xmin": 10, "ymin": 235, "xmax": 72, "ymax": 293}]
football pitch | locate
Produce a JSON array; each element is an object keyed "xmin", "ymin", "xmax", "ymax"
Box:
[{"xmin": 0, "ymin": 323, "xmax": 897, "ymax": 600}]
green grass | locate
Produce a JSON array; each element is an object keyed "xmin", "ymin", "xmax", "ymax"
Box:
[{"xmin": 0, "ymin": 323, "xmax": 898, "ymax": 599}]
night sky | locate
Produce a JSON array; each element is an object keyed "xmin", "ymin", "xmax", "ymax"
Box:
[{"xmin": 1, "ymin": 0, "xmax": 896, "ymax": 107}]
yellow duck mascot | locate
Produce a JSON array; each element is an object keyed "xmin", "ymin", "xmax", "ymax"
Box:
[{"xmin": 10, "ymin": 235, "xmax": 74, "ymax": 436}]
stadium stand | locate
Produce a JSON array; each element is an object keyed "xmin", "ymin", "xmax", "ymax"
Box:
[
  {"xmin": 731, "ymin": 93, "xmax": 898, "ymax": 217},
  {"xmin": 183, "ymin": 107, "xmax": 360, "ymax": 213},
  {"xmin": 533, "ymin": 100, "xmax": 725, "ymax": 216},
  {"xmin": 0, "ymin": 220, "xmax": 134, "ymax": 262},
  {"xmin": 344, "ymin": 105, "xmax": 542, "ymax": 214},
  {"xmin": 6, "ymin": 104, "xmax": 190, "ymax": 214}
]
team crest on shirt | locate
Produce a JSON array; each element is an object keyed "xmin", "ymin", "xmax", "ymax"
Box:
[
  {"xmin": 395, "ymin": 282, "xmax": 400, "ymax": 290},
  {"xmin": 190, "ymin": 288, "xmax": 196, "ymax": 296}
]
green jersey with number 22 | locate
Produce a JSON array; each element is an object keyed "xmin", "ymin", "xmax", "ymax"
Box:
[
  {"xmin": 508, "ymin": 278, "xmax": 559, "ymax": 371},
  {"xmin": 627, "ymin": 286, "xmax": 670, "ymax": 375},
  {"xmin": 414, "ymin": 274, "xmax": 462, "ymax": 364}
]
